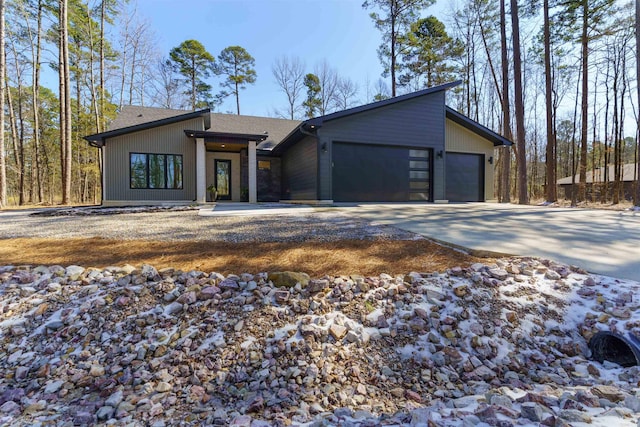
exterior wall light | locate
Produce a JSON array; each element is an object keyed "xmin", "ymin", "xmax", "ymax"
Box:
[
  {"xmin": 437, "ymin": 150, "xmax": 443, "ymax": 158},
  {"xmin": 488, "ymin": 156, "xmax": 493, "ymax": 164}
]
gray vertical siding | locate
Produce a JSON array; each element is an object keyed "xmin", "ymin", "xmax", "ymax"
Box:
[
  {"xmin": 316, "ymin": 91, "xmax": 447, "ymax": 201},
  {"xmin": 104, "ymin": 117, "xmax": 203, "ymax": 202},
  {"xmin": 281, "ymin": 135, "xmax": 317, "ymax": 200}
]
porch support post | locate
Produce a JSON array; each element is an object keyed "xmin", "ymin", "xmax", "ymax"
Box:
[
  {"xmin": 196, "ymin": 138, "xmax": 206, "ymax": 203},
  {"xmin": 248, "ymin": 140, "xmax": 257, "ymax": 203}
]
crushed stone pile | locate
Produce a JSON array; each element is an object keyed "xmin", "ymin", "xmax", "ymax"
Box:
[
  {"xmin": 0, "ymin": 258, "xmax": 639, "ymax": 426},
  {"xmin": 30, "ymin": 205, "xmax": 199, "ymax": 217}
]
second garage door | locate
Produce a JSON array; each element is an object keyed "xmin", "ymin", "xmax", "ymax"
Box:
[
  {"xmin": 332, "ymin": 142, "xmax": 431, "ymax": 202},
  {"xmin": 445, "ymin": 152, "xmax": 484, "ymax": 202}
]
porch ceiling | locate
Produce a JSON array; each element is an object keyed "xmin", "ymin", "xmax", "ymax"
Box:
[
  {"xmin": 206, "ymin": 142, "xmax": 247, "ymax": 152},
  {"xmin": 186, "ymin": 129, "xmax": 269, "ymax": 153}
]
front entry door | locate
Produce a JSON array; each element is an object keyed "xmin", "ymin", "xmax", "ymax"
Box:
[{"xmin": 215, "ymin": 159, "xmax": 232, "ymax": 200}]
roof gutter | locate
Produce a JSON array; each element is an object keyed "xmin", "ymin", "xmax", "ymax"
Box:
[
  {"xmin": 87, "ymin": 138, "xmax": 105, "ymax": 148},
  {"xmin": 270, "ymin": 122, "xmax": 319, "ymax": 155}
]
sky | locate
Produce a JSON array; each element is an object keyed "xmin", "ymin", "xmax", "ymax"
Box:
[{"xmin": 130, "ymin": 0, "xmax": 443, "ymax": 117}]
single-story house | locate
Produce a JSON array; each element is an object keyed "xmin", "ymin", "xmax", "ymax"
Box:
[
  {"xmin": 557, "ymin": 163, "xmax": 639, "ymax": 201},
  {"xmin": 84, "ymin": 81, "xmax": 512, "ymax": 206}
]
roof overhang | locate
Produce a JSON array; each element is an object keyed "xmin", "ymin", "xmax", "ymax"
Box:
[
  {"xmin": 445, "ymin": 107, "xmax": 513, "ymax": 147},
  {"xmin": 84, "ymin": 108, "xmax": 211, "ymax": 147}
]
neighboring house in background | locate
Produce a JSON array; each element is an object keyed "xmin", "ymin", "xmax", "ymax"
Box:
[
  {"xmin": 557, "ymin": 164, "xmax": 639, "ymax": 201},
  {"xmin": 84, "ymin": 81, "xmax": 512, "ymax": 206}
]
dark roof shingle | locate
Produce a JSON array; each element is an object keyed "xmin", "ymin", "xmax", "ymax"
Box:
[
  {"xmin": 107, "ymin": 106, "xmax": 194, "ymax": 131},
  {"xmin": 208, "ymin": 114, "xmax": 300, "ymax": 149},
  {"xmin": 103, "ymin": 106, "xmax": 300, "ymax": 149}
]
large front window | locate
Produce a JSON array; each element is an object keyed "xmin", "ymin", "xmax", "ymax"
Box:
[{"xmin": 130, "ymin": 153, "xmax": 183, "ymax": 189}]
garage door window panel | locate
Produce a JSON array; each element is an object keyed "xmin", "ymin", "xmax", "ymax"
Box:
[
  {"xmin": 408, "ymin": 149, "xmax": 431, "ymax": 201},
  {"xmin": 409, "ymin": 160, "xmax": 429, "ymax": 169},
  {"xmin": 410, "ymin": 181, "xmax": 429, "ymax": 190}
]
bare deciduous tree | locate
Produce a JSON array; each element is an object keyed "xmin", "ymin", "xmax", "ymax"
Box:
[
  {"xmin": 315, "ymin": 60, "xmax": 339, "ymax": 115},
  {"xmin": 272, "ymin": 55, "xmax": 305, "ymax": 120},
  {"xmin": 334, "ymin": 77, "xmax": 359, "ymax": 111},
  {"xmin": 149, "ymin": 58, "xmax": 185, "ymax": 109}
]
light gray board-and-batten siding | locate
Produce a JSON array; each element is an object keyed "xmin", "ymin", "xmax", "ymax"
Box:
[
  {"xmin": 281, "ymin": 135, "xmax": 317, "ymax": 200},
  {"xmin": 315, "ymin": 91, "xmax": 447, "ymax": 201},
  {"xmin": 103, "ymin": 117, "xmax": 204, "ymax": 202}
]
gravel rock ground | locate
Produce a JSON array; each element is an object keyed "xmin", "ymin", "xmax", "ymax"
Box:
[
  {"xmin": 0, "ymin": 258, "xmax": 639, "ymax": 426},
  {"xmin": 0, "ymin": 209, "xmax": 419, "ymax": 242}
]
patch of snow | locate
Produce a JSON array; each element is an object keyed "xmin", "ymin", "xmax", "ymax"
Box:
[
  {"xmin": 197, "ymin": 330, "xmax": 225, "ymax": 352},
  {"xmin": 240, "ymin": 336, "xmax": 257, "ymax": 350}
]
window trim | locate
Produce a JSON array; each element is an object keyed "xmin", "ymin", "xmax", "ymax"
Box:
[{"xmin": 129, "ymin": 152, "xmax": 184, "ymax": 190}]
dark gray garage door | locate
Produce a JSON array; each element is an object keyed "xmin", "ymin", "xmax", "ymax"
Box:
[
  {"xmin": 446, "ymin": 152, "xmax": 484, "ymax": 202},
  {"xmin": 332, "ymin": 142, "xmax": 431, "ymax": 202}
]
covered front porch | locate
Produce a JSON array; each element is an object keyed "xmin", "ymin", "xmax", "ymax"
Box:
[
  {"xmin": 185, "ymin": 130, "xmax": 279, "ymax": 203},
  {"xmin": 184, "ymin": 130, "xmax": 268, "ymax": 203}
]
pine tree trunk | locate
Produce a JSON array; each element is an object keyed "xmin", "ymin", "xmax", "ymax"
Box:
[
  {"xmin": 613, "ymin": 72, "xmax": 620, "ymax": 204},
  {"xmin": 390, "ymin": 7, "xmax": 396, "ymax": 97},
  {"xmin": 500, "ymin": 0, "xmax": 511, "ymax": 203},
  {"xmin": 635, "ymin": 0, "xmax": 640, "ymax": 206},
  {"xmin": 0, "ymin": 0, "xmax": 6, "ymax": 208},
  {"xmin": 511, "ymin": 0, "xmax": 528, "ymax": 204},
  {"xmin": 6, "ymin": 79, "xmax": 22, "ymax": 204},
  {"xmin": 578, "ymin": 0, "xmax": 588, "ymax": 202},
  {"xmin": 236, "ymin": 81, "xmax": 240, "ymax": 115},
  {"xmin": 86, "ymin": 4, "xmax": 100, "ymax": 133},
  {"xmin": 544, "ymin": 0, "xmax": 556, "ymax": 202},
  {"xmin": 31, "ymin": 0, "xmax": 44, "ymax": 203},
  {"xmin": 60, "ymin": 0, "xmax": 72, "ymax": 204},
  {"xmin": 17, "ymin": 81, "xmax": 25, "ymax": 205},
  {"xmin": 602, "ymin": 62, "xmax": 611, "ymax": 203},
  {"xmin": 100, "ymin": 0, "xmax": 106, "ymax": 132}
]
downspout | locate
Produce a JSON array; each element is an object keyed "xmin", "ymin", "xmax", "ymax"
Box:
[
  {"xmin": 99, "ymin": 142, "xmax": 104, "ymax": 205},
  {"xmin": 85, "ymin": 137, "xmax": 105, "ymax": 205}
]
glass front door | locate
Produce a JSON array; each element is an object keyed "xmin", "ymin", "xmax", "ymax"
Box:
[{"xmin": 215, "ymin": 159, "xmax": 231, "ymax": 200}]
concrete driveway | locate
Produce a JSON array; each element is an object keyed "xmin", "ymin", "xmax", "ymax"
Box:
[{"xmin": 334, "ymin": 203, "xmax": 640, "ymax": 282}]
